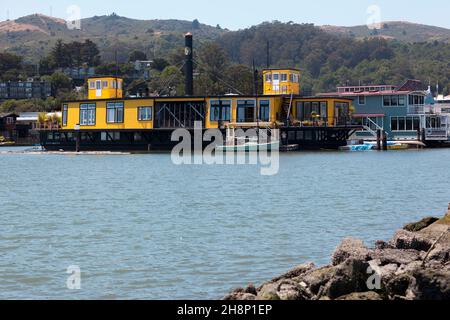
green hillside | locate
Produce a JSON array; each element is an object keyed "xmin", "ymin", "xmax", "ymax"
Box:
[{"xmin": 0, "ymin": 13, "xmax": 226, "ymax": 63}]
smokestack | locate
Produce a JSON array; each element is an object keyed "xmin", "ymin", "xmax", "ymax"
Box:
[{"xmin": 184, "ymin": 33, "xmax": 194, "ymax": 96}]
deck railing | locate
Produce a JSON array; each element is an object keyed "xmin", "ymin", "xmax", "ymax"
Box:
[{"xmin": 408, "ymin": 106, "xmax": 425, "ymax": 115}]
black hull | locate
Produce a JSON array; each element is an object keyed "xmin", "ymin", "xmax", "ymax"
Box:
[{"xmin": 40, "ymin": 127, "xmax": 359, "ymax": 152}]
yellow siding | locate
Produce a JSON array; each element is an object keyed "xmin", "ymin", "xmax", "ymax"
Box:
[
  {"xmin": 61, "ymin": 96, "xmax": 352, "ymax": 131},
  {"xmin": 63, "ymin": 99, "xmax": 154, "ymax": 130},
  {"xmin": 263, "ymin": 69, "xmax": 300, "ymax": 95},
  {"xmin": 87, "ymin": 77, "xmax": 123, "ymax": 100}
]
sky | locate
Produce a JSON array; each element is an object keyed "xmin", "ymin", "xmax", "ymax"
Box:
[{"xmin": 2, "ymin": 0, "xmax": 450, "ymax": 30}]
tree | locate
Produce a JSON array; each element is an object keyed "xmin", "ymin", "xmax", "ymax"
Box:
[
  {"xmin": 80, "ymin": 39, "xmax": 101, "ymax": 66},
  {"xmin": 151, "ymin": 58, "xmax": 169, "ymax": 72},
  {"xmin": 39, "ymin": 56, "xmax": 57, "ymax": 76},
  {"xmin": 0, "ymin": 52, "xmax": 22, "ymax": 75},
  {"xmin": 50, "ymin": 39, "xmax": 101, "ymax": 68},
  {"xmin": 224, "ymin": 64, "xmax": 254, "ymax": 95},
  {"xmin": 195, "ymin": 43, "xmax": 230, "ymax": 95},
  {"xmin": 128, "ymin": 50, "xmax": 147, "ymax": 62},
  {"xmin": 51, "ymin": 39, "xmax": 70, "ymax": 68},
  {"xmin": 41, "ymin": 72, "xmax": 72, "ymax": 97},
  {"xmin": 192, "ymin": 19, "xmax": 200, "ymax": 30}
]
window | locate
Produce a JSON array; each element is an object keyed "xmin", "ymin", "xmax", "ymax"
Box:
[
  {"xmin": 62, "ymin": 104, "xmax": 68, "ymax": 126},
  {"xmin": 289, "ymin": 74, "xmax": 294, "ymax": 82},
  {"xmin": 320, "ymin": 102, "xmax": 328, "ymax": 120},
  {"xmin": 391, "ymin": 95, "xmax": 398, "ymax": 106},
  {"xmin": 391, "ymin": 116, "xmax": 421, "ymax": 131},
  {"xmin": 210, "ymin": 100, "xmax": 231, "ymax": 122},
  {"xmin": 6, "ymin": 117, "xmax": 14, "ymax": 125},
  {"xmin": 138, "ymin": 106, "xmax": 152, "ymax": 121},
  {"xmin": 413, "ymin": 117, "xmax": 421, "ymax": 131},
  {"xmin": 102, "ymin": 81, "xmax": 108, "ymax": 88},
  {"xmin": 95, "ymin": 80, "xmax": 101, "ymax": 90},
  {"xmin": 80, "ymin": 103, "xmax": 96, "ymax": 126},
  {"xmin": 281, "ymin": 73, "xmax": 288, "ymax": 82},
  {"xmin": 358, "ymin": 96, "xmax": 366, "ymax": 105},
  {"xmin": 259, "ymin": 100, "xmax": 270, "ymax": 122},
  {"xmin": 106, "ymin": 102, "xmax": 124, "ymax": 123},
  {"xmin": 297, "ymin": 101, "xmax": 328, "ymax": 121},
  {"xmin": 273, "ymin": 73, "xmax": 279, "ymax": 81},
  {"xmin": 408, "ymin": 95, "xmax": 425, "ymax": 106},
  {"xmin": 384, "ymin": 95, "xmax": 405, "ymax": 107},
  {"xmin": 237, "ymin": 100, "xmax": 255, "ymax": 123},
  {"xmin": 265, "ymin": 74, "xmax": 272, "ymax": 82},
  {"xmin": 89, "ymin": 81, "xmax": 95, "ymax": 89}
]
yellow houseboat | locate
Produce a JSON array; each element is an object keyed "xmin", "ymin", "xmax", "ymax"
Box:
[{"xmin": 39, "ymin": 34, "xmax": 360, "ymax": 151}]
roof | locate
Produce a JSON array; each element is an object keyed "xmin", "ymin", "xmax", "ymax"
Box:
[
  {"xmin": 62, "ymin": 94, "xmax": 352, "ymax": 104},
  {"xmin": 0, "ymin": 113, "xmax": 18, "ymax": 118},
  {"xmin": 87, "ymin": 76, "xmax": 124, "ymax": 80},
  {"xmin": 17, "ymin": 112, "xmax": 39, "ymax": 122},
  {"xmin": 262, "ymin": 68, "xmax": 301, "ymax": 72},
  {"xmin": 397, "ymin": 79, "xmax": 425, "ymax": 92},
  {"xmin": 318, "ymin": 90, "xmax": 426, "ymax": 97},
  {"xmin": 352, "ymin": 113, "xmax": 385, "ymax": 118}
]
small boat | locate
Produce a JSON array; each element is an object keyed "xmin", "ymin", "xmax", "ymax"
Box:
[
  {"xmin": 340, "ymin": 141, "xmax": 412, "ymax": 151},
  {"xmin": 216, "ymin": 137, "xmax": 279, "ymax": 152}
]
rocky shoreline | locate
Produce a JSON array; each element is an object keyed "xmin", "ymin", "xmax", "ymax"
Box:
[{"xmin": 224, "ymin": 205, "xmax": 450, "ymax": 300}]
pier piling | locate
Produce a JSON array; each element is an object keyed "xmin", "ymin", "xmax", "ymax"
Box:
[
  {"xmin": 376, "ymin": 129, "xmax": 382, "ymax": 150},
  {"xmin": 382, "ymin": 131, "xmax": 388, "ymax": 151}
]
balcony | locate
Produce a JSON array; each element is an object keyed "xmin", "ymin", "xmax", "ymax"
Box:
[
  {"xmin": 407, "ymin": 105, "xmax": 424, "ymax": 115},
  {"xmin": 425, "ymin": 128, "xmax": 448, "ymax": 141}
]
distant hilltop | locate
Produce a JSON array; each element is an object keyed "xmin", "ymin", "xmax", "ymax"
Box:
[
  {"xmin": 320, "ymin": 21, "xmax": 450, "ymax": 43},
  {"xmin": 0, "ymin": 13, "xmax": 226, "ymax": 62},
  {"xmin": 0, "ymin": 13, "xmax": 450, "ymax": 63}
]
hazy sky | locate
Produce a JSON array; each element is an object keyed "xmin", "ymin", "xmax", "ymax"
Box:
[{"xmin": 3, "ymin": 0, "xmax": 450, "ymax": 30}]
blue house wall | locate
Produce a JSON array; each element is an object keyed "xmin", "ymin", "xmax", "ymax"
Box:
[{"xmin": 351, "ymin": 94, "xmax": 424, "ymax": 139}]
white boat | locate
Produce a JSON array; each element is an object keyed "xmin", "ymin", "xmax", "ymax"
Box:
[
  {"xmin": 216, "ymin": 139, "xmax": 280, "ymax": 152},
  {"xmin": 340, "ymin": 140, "xmax": 422, "ymax": 151}
]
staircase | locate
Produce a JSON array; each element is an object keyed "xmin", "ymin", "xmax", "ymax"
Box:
[
  {"xmin": 361, "ymin": 117, "xmax": 383, "ymax": 138},
  {"xmin": 282, "ymin": 93, "xmax": 295, "ymax": 126}
]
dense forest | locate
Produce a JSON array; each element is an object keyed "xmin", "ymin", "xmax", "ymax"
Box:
[
  {"xmin": 1, "ymin": 20, "xmax": 450, "ymax": 113},
  {"xmin": 217, "ymin": 22, "xmax": 450, "ymax": 94}
]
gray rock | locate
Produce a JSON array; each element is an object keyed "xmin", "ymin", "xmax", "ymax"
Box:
[
  {"xmin": 389, "ymin": 230, "xmax": 432, "ymax": 252},
  {"xmin": 269, "ymin": 262, "xmax": 316, "ymax": 283},
  {"xmin": 223, "ymin": 288, "xmax": 257, "ymax": 301},
  {"xmin": 404, "ymin": 217, "xmax": 439, "ymax": 232},
  {"xmin": 277, "ymin": 279, "xmax": 308, "ymax": 300},
  {"xmin": 375, "ymin": 240, "xmax": 393, "ymax": 250},
  {"xmin": 257, "ymin": 282, "xmax": 280, "ymax": 301},
  {"xmin": 411, "ymin": 269, "xmax": 450, "ymax": 300},
  {"xmin": 379, "ymin": 263, "xmax": 400, "ymax": 284},
  {"xmin": 386, "ymin": 273, "xmax": 415, "ymax": 299},
  {"xmin": 322, "ymin": 258, "xmax": 370, "ymax": 299},
  {"xmin": 331, "ymin": 238, "xmax": 371, "ymax": 266},
  {"xmin": 369, "ymin": 248, "xmax": 422, "ymax": 266},
  {"xmin": 301, "ymin": 265, "xmax": 336, "ymax": 296},
  {"xmin": 226, "ymin": 293, "xmax": 256, "ymax": 300},
  {"xmin": 426, "ymin": 243, "xmax": 450, "ymax": 264},
  {"xmin": 244, "ymin": 284, "xmax": 257, "ymax": 295},
  {"xmin": 336, "ymin": 291, "xmax": 383, "ymax": 300}
]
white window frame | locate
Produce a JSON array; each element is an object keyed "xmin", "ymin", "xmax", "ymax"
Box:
[{"xmin": 358, "ymin": 95, "xmax": 366, "ymax": 105}]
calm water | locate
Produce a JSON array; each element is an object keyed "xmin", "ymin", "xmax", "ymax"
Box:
[{"xmin": 0, "ymin": 147, "xmax": 450, "ymax": 300}]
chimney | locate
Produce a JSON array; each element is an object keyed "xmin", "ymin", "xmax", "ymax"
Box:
[{"xmin": 184, "ymin": 33, "xmax": 194, "ymax": 96}]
